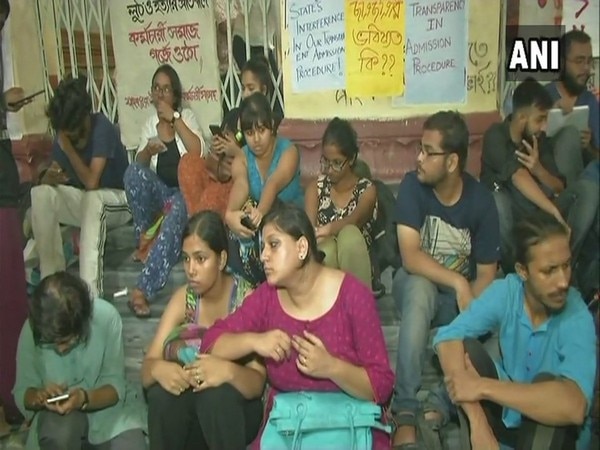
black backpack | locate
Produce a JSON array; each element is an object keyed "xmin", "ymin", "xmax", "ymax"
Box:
[{"xmin": 370, "ymin": 180, "xmax": 401, "ymax": 274}]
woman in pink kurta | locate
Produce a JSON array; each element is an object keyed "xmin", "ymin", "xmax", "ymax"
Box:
[{"xmin": 202, "ymin": 204, "xmax": 394, "ymax": 449}]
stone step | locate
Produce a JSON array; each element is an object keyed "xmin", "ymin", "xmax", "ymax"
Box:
[{"xmin": 100, "ymin": 224, "xmax": 464, "ymax": 448}]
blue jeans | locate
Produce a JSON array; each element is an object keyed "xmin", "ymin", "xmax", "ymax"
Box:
[
  {"xmin": 391, "ymin": 268, "xmax": 459, "ymax": 414},
  {"xmin": 557, "ymin": 177, "xmax": 600, "ymax": 266},
  {"xmin": 492, "ymin": 190, "xmax": 515, "ymax": 274},
  {"xmin": 124, "ymin": 163, "xmax": 188, "ymax": 299},
  {"xmin": 496, "ymin": 175, "xmax": 599, "ymax": 276},
  {"xmin": 550, "ymin": 126, "xmax": 585, "ymax": 187}
]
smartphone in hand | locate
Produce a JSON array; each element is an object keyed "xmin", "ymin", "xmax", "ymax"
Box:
[
  {"xmin": 209, "ymin": 125, "xmax": 224, "ymax": 138},
  {"xmin": 148, "ymin": 136, "xmax": 167, "ymax": 153},
  {"xmin": 240, "ymin": 215, "xmax": 256, "ymax": 231},
  {"xmin": 46, "ymin": 392, "xmax": 70, "ymax": 404},
  {"xmin": 7, "ymin": 89, "xmax": 44, "ymax": 108}
]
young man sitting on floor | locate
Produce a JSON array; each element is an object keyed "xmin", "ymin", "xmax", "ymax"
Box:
[
  {"xmin": 426, "ymin": 211, "xmax": 597, "ymax": 450},
  {"xmin": 31, "ymin": 76, "xmax": 131, "ymax": 298}
]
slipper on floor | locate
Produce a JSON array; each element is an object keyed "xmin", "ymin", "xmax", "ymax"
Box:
[{"xmin": 127, "ymin": 300, "xmax": 151, "ymax": 319}]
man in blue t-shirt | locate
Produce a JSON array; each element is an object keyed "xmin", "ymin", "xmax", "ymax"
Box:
[
  {"xmin": 31, "ymin": 77, "xmax": 130, "ymax": 298},
  {"xmin": 545, "ymin": 29, "xmax": 599, "ymax": 185},
  {"xmin": 390, "ymin": 111, "xmax": 500, "ymax": 448},
  {"xmin": 427, "ymin": 211, "xmax": 596, "ymax": 450}
]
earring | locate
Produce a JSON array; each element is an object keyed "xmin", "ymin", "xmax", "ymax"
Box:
[{"xmin": 299, "ymin": 253, "xmax": 306, "ymax": 261}]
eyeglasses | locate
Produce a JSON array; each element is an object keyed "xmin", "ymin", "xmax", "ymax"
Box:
[
  {"xmin": 416, "ymin": 144, "xmax": 446, "ymax": 158},
  {"xmin": 320, "ymin": 156, "xmax": 348, "ymax": 172},
  {"xmin": 151, "ymin": 85, "xmax": 173, "ymax": 95},
  {"xmin": 39, "ymin": 335, "xmax": 80, "ymax": 352},
  {"xmin": 567, "ymin": 57, "xmax": 593, "ymax": 67}
]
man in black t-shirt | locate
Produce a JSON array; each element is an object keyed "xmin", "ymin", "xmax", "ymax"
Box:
[
  {"xmin": 481, "ymin": 78, "xmax": 597, "ymax": 274},
  {"xmin": 390, "ymin": 111, "xmax": 500, "ymax": 448}
]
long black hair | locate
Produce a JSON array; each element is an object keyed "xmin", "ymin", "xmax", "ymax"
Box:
[
  {"xmin": 262, "ymin": 203, "xmax": 325, "ymax": 266},
  {"xmin": 183, "ymin": 210, "xmax": 229, "ymax": 258},
  {"xmin": 513, "ymin": 211, "xmax": 569, "ymax": 265}
]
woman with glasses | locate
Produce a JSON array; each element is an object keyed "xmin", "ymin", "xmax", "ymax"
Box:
[
  {"xmin": 305, "ymin": 118, "xmax": 377, "ymax": 287},
  {"xmin": 123, "ymin": 64, "xmax": 204, "ymax": 318},
  {"xmin": 225, "ymin": 92, "xmax": 303, "ymax": 286},
  {"xmin": 12, "ymin": 272, "xmax": 147, "ymax": 450}
]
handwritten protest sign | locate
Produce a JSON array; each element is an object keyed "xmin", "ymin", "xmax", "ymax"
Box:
[
  {"xmin": 110, "ymin": 0, "xmax": 221, "ymax": 148},
  {"xmin": 562, "ymin": 0, "xmax": 599, "ymax": 56},
  {"xmin": 288, "ymin": 0, "xmax": 345, "ymax": 92},
  {"xmin": 345, "ymin": 0, "xmax": 405, "ymax": 97},
  {"xmin": 404, "ymin": 0, "xmax": 468, "ymax": 104}
]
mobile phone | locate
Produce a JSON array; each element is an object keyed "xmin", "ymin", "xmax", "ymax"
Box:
[
  {"xmin": 209, "ymin": 125, "xmax": 224, "ymax": 138},
  {"xmin": 148, "ymin": 136, "xmax": 167, "ymax": 153},
  {"xmin": 240, "ymin": 215, "xmax": 256, "ymax": 230},
  {"xmin": 46, "ymin": 392, "xmax": 70, "ymax": 404},
  {"xmin": 517, "ymin": 135, "xmax": 534, "ymax": 154},
  {"xmin": 8, "ymin": 89, "xmax": 44, "ymax": 107}
]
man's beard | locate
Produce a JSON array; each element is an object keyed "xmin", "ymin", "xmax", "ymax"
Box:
[{"xmin": 560, "ymin": 69, "xmax": 588, "ymax": 96}]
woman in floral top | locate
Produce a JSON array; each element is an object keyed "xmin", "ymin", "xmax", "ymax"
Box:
[
  {"xmin": 142, "ymin": 211, "xmax": 263, "ymax": 450},
  {"xmin": 305, "ymin": 117, "xmax": 378, "ymax": 287}
]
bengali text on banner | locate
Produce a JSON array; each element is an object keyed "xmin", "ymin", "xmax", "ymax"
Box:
[
  {"xmin": 109, "ymin": 0, "xmax": 221, "ymax": 148},
  {"xmin": 345, "ymin": 0, "xmax": 405, "ymax": 97}
]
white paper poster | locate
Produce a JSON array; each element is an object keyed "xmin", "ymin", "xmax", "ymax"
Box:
[
  {"xmin": 109, "ymin": 0, "xmax": 221, "ymax": 148},
  {"xmin": 288, "ymin": 0, "xmax": 346, "ymax": 93},
  {"xmin": 404, "ymin": 0, "xmax": 468, "ymax": 104},
  {"xmin": 562, "ymin": 0, "xmax": 599, "ymax": 56}
]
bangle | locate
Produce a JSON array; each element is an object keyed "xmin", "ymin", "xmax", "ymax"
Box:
[{"xmin": 79, "ymin": 389, "xmax": 89, "ymax": 411}]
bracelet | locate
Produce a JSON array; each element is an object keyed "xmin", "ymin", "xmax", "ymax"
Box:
[{"xmin": 79, "ymin": 389, "xmax": 89, "ymax": 411}]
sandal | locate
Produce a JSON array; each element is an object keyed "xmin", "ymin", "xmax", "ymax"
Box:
[
  {"xmin": 127, "ymin": 291, "xmax": 151, "ymax": 319},
  {"xmin": 391, "ymin": 412, "xmax": 421, "ymax": 450},
  {"xmin": 416, "ymin": 411, "xmax": 443, "ymax": 450}
]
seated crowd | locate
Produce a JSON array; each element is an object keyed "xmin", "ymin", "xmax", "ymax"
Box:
[{"xmin": 0, "ymin": 29, "xmax": 597, "ymax": 450}]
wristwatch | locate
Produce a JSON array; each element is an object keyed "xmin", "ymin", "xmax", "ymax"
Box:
[
  {"xmin": 80, "ymin": 389, "xmax": 89, "ymax": 411},
  {"xmin": 171, "ymin": 111, "xmax": 181, "ymax": 124}
]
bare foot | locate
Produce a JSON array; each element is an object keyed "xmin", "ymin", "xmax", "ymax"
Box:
[
  {"xmin": 423, "ymin": 410, "xmax": 443, "ymax": 425},
  {"xmin": 127, "ymin": 289, "xmax": 151, "ymax": 319},
  {"xmin": 391, "ymin": 424, "xmax": 417, "ymax": 446}
]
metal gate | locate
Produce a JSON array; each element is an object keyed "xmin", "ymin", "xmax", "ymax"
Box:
[{"xmin": 34, "ymin": 0, "xmax": 283, "ymax": 125}]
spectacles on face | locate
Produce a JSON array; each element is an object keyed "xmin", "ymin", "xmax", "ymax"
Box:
[
  {"xmin": 151, "ymin": 85, "xmax": 173, "ymax": 95},
  {"xmin": 39, "ymin": 335, "xmax": 79, "ymax": 352},
  {"xmin": 567, "ymin": 57, "xmax": 593, "ymax": 68},
  {"xmin": 417, "ymin": 143, "xmax": 446, "ymax": 158},
  {"xmin": 320, "ymin": 155, "xmax": 348, "ymax": 172}
]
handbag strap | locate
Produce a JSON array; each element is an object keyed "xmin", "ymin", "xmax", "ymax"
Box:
[{"xmin": 291, "ymin": 403, "xmax": 307, "ymax": 450}]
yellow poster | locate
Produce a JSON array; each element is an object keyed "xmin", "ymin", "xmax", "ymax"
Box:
[{"xmin": 345, "ymin": 0, "xmax": 405, "ymax": 97}]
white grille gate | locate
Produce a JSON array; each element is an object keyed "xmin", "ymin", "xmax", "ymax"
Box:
[{"xmin": 34, "ymin": 0, "xmax": 284, "ymax": 126}]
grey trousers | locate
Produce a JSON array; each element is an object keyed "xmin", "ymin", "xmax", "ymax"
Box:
[{"xmin": 37, "ymin": 410, "xmax": 147, "ymax": 450}]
